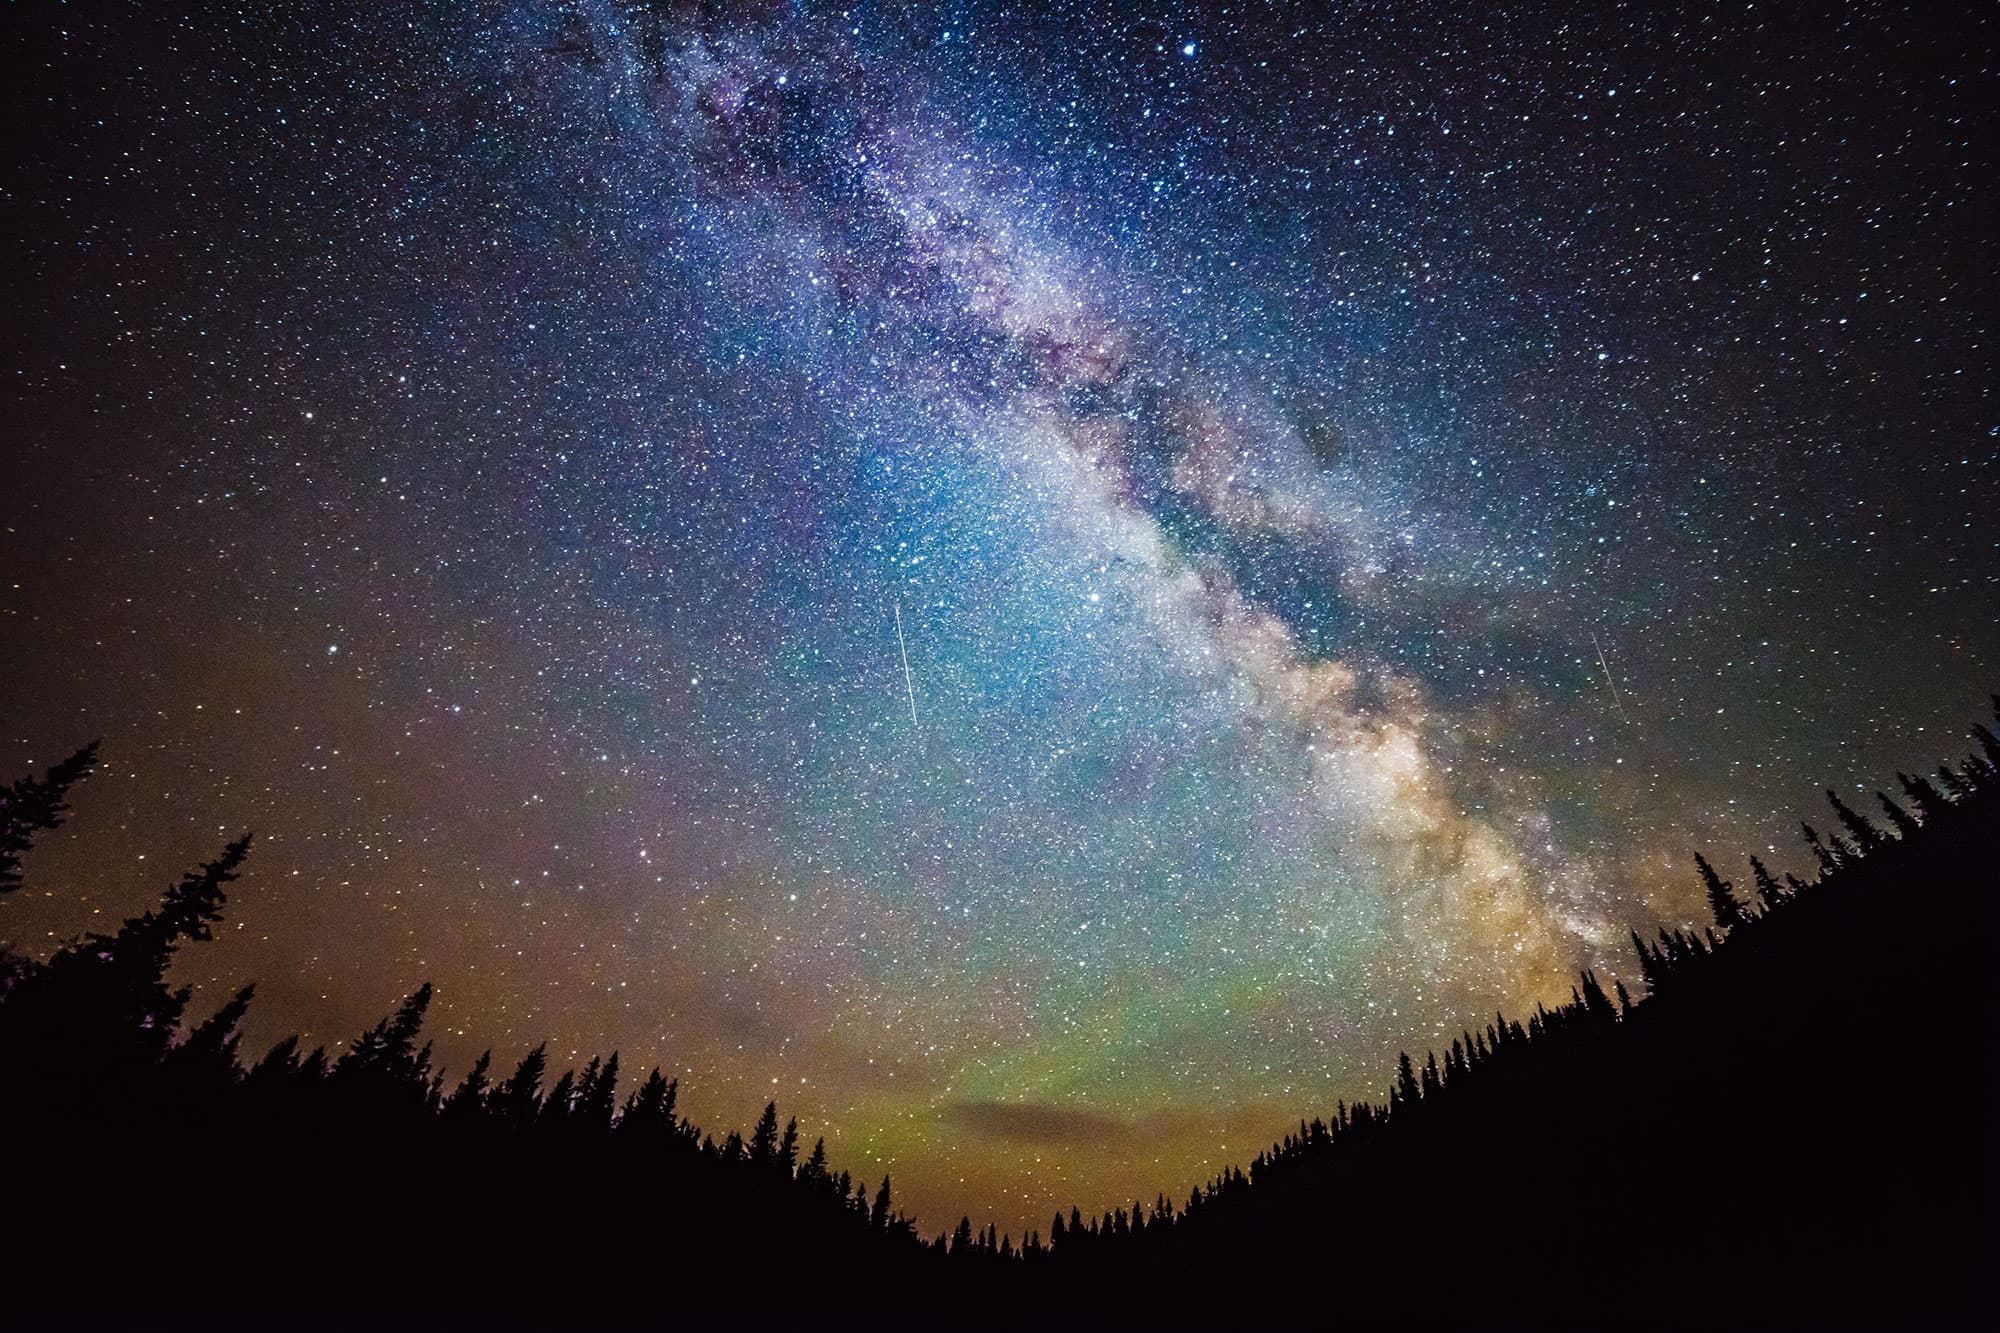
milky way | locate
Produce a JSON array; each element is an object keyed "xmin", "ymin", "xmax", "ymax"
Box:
[{"xmin": 5, "ymin": 2, "xmax": 1993, "ymax": 1235}]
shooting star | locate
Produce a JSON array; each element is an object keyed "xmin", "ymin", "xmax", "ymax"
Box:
[
  {"xmin": 894, "ymin": 599, "xmax": 919, "ymax": 730},
  {"xmin": 1591, "ymin": 629, "xmax": 1634, "ymax": 726}
]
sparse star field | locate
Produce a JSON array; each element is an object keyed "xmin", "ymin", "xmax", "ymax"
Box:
[{"xmin": 3, "ymin": 2, "xmax": 1993, "ymax": 1236}]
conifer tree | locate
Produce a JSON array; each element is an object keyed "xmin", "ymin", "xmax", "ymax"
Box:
[
  {"xmin": 778, "ymin": 1115, "xmax": 800, "ymax": 1176},
  {"xmin": 539, "ymin": 1069, "xmax": 577, "ymax": 1127},
  {"xmin": 1874, "ymin": 792, "xmax": 1920, "ymax": 840},
  {"xmin": 168, "ymin": 982, "xmax": 256, "ymax": 1079},
  {"xmin": 1395, "ymin": 1050, "xmax": 1421, "ymax": 1107},
  {"xmin": 1749, "ymin": 857, "xmax": 1787, "ymax": 912},
  {"xmin": 1898, "ymin": 771, "xmax": 1950, "ymax": 819},
  {"xmin": 572, "ymin": 1052, "xmax": 619, "ymax": 1131},
  {"xmin": 1975, "ymin": 720, "xmax": 2000, "ymax": 770},
  {"xmin": 248, "ymin": 1034, "xmax": 302, "ymax": 1086},
  {"xmin": 870, "ymin": 1176, "xmax": 893, "ymax": 1229},
  {"xmin": 1826, "ymin": 790, "xmax": 1886, "ymax": 855},
  {"xmin": 442, "ymin": 1051, "xmax": 493, "ymax": 1122},
  {"xmin": 1695, "ymin": 852, "xmax": 1749, "ymax": 929},
  {"xmin": 799, "ymin": 1137, "xmax": 828, "ymax": 1186},
  {"xmin": 1802, "ymin": 823, "xmax": 1841, "ymax": 876},
  {"xmin": 336, "ymin": 982, "xmax": 435, "ymax": 1100},
  {"xmin": 748, "ymin": 1101, "xmax": 780, "ymax": 1165},
  {"xmin": 0, "ymin": 742, "xmax": 98, "ymax": 894},
  {"xmin": 620, "ymin": 1068, "xmax": 675, "ymax": 1138},
  {"xmin": 1632, "ymin": 929, "xmax": 1662, "ymax": 990},
  {"xmin": 1579, "ymin": 970, "xmax": 1617, "ymax": 1020},
  {"xmin": 492, "ymin": 1044, "xmax": 548, "ymax": 1124},
  {"xmin": 0, "ymin": 834, "xmax": 251, "ymax": 1071}
]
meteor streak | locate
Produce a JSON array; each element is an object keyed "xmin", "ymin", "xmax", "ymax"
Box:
[
  {"xmin": 1591, "ymin": 630, "xmax": 1633, "ymax": 726},
  {"xmin": 895, "ymin": 600, "xmax": 919, "ymax": 730}
]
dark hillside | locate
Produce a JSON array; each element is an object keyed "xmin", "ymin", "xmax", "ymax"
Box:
[{"xmin": 2, "ymin": 715, "xmax": 1993, "ymax": 1327}]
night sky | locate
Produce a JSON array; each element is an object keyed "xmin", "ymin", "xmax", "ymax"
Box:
[{"xmin": 4, "ymin": 1, "xmax": 1993, "ymax": 1236}]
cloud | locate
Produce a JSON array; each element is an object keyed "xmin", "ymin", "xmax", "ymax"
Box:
[{"xmin": 943, "ymin": 1099, "xmax": 1135, "ymax": 1147}]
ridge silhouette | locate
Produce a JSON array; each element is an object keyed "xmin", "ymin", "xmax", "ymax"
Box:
[{"xmin": 1, "ymin": 702, "xmax": 1993, "ymax": 1326}]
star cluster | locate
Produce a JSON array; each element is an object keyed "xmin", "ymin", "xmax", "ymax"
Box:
[{"xmin": 4, "ymin": 1, "xmax": 1992, "ymax": 1236}]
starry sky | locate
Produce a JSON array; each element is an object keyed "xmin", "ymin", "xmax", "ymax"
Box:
[{"xmin": 4, "ymin": 1, "xmax": 1993, "ymax": 1236}]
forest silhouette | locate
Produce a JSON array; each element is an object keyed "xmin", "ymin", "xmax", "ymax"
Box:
[{"xmin": 1, "ymin": 705, "xmax": 1994, "ymax": 1327}]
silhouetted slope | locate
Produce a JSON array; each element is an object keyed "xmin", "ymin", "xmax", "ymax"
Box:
[
  {"xmin": 0, "ymin": 712, "xmax": 1993, "ymax": 1327},
  {"xmin": 1006, "ymin": 728, "xmax": 1998, "ymax": 1325}
]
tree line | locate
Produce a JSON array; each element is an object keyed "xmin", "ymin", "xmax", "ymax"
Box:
[{"xmin": 2, "ymin": 699, "xmax": 1993, "ymax": 1322}]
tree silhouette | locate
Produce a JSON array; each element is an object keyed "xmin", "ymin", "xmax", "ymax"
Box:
[
  {"xmin": 0, "ymin": 833, "xmax": 251, "ymax": 1076},
  {"xmin": 1394, "ymin": 1050, "xmax": 1421, "ymax": 1107},
  {"xmin": 335, "ymin": 981, "xmax": 435, "ymax": 1103},
  {"xmin": 442, "ymin": 1050, "xmax": 493, "ymax": 1122},
  {"xmin": 1748, "ymin": 857, "xmax": 1787, "ymax": 913},
  {"xmin": 0, "ymin": 707, "xmax": 1993, "ymax": 1327},
  {"xmin": 572, "ymin": 1051, "xmax": 619, "ymax": 1132},
  {"xmin": 778, "ymin": 1114, "xmax": 800, "ymax": 1176},
  {"xmin": 798, "ymin": 1136, "xmax": 828, "ymax": 1186},
  {"xmin": 1898, "ymin": 771, "xmax": 1950, "ymax": 821},
  {"xmin": 0, "ymin": 742, "xmax": 98, "ymax": 894},
  {"xmin": 166, "ymin": 982, "xmax": 256, "ymax": 1081},
  {"xmin": 1695, "ymin": 851, "xmax": 1749, "ymax": 929},
  {"xmin": 749, "ymin": 1100, "xmax": 781, "ymax": 1166},
  {"xmin": 492, "ymin": 1044, "xmax": 548, "ymax": 1124},
  {"xmin": 621, "ymin": 1068, "xmax": 676, "ymax": 1139},
  {"xmin": 1826, "ymin": 790, "xmax": 1887, "ymax": 856}
]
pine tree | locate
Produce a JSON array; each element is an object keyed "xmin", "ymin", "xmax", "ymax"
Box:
[
  {"xmin": 870, "ymin": 1176, "xmax": 893, "ymax": 1229},
  {"xmin": 1579, "ymin": 970, "xmax": 1616, "ymax": 1021},
  {"xmin": 778, "ymin": 1115, "xmax": 800, "ymax": 1176},
  {"xmin": 167, "ymin": 982, "xmax": 256, "ymax": 1079},
  {"xmin": 1632, "ymin": 929, "xmax": 1662, "ymax": 990},
  {"xmin": 492, "ymin": 1044, "xmax": 547, "ymax": 1124},
  {"xmin": 572, "ymin": 1052, "xmax": 619, "ymax": 1132},
  {"xmin": 336, "ymin": 982, "xmax": 435, "ymax": 1100},
  {"xmin": 0, "ymin": 835, "xmax": 252, "ymax": 1073},
  {"xmin": 1874, "ymin": 792, "xmax": 1920, "ymax": 840},
  {"xmin": 620, "ymin": 1068, "xmax": 675, "ymax": 1138},
  {"xmin": 1943, "ymin": 763, "xmax": 1979, "ymax": 799},
  {"xmin": 538, "ymin": 1069, "xmax": 577, "ymax": 1127},
  {"xmin": 1695, "ymin": 852, "xmax": 1748, "ymax": 929},
  {"xmin": 1748, "ymin": 857, "xmax": 1786, "ymax": 912},
  {"xmin": 1826, "ymin": 790, "xmax": 1886, "ymax": 855},
  {"xmin": 1898, "ymin": 771, "xmax": 1950, "ymax": 819},
  {"xmin": 748, "ymin": 1101, "xmax": 780, "ymax": 1165},
  {"xmin": 0, "ymin": 742, "xmax": 99, "ymax": 894},
  {"xmin": 247, "ymin": 1034, "xmax": 302, "ymax": 1086},
  {"xmin": 1975, "ymin": 720, "xmax": 2000, "ymax": 771},
  {"xmin": 442, "ymin": 1051, "xmax": 493, "ymax": 1121},
  {"xmin": 799, "ymin": 1137, "xmax": 828, "ymax": 1186},
  {"xmin": 1395, "ymin": 1050, "xmax": 1421, "ymax": 1107},
  {"xmin": 1802, "ymin": 823, "xmax": 1841, "ymax": 876}
]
